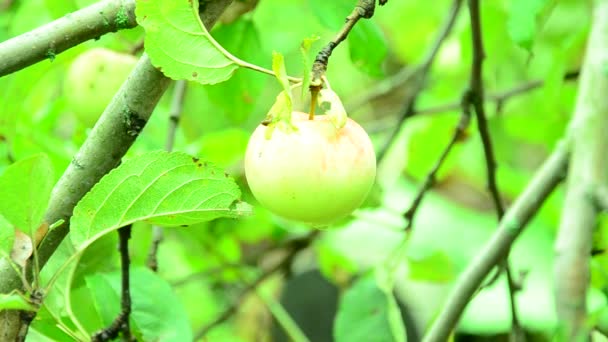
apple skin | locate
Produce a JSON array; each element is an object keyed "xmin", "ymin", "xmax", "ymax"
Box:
[
  {"xmin": 64, "ymin": 48, "xmax": 138, "ymax": 127},
  {"xmin": 245, "ymin": 112, "xmax": 376, "ymax": 225}
]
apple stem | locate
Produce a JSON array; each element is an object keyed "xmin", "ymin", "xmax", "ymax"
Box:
[{"xmin": 309, "ymin": 87, "xmax": 319, "ymax": 120}]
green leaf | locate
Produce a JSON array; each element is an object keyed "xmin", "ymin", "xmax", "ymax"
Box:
[
  {"xmin": 205, "ymin": 18, "xmax": 267, "ymax": 124},
  {"xmin": 348, "ymin": 20, "xmax": 387, "ymax": 77},
  {"xmin": 309, "ymin": 0, "xmax": 351, "ymax": 31},
  {"xmin": 334, "ymin": 272, "xmax": 406, "ymax": 342},
  {"xmin": 300, "ymin": 35, "xmax": 320, "ymax": 99},
  {"xmin": 0, "ymin": 214, "xmax": 14, "ymax": 256},
  {"xmin": 263, "ymin": 52, "xmax": 295, "ymax": 135},
  {"xmin": 70, "ymin": 151, "xmax": 250, "ymax": 250},
  {"xmin": 198, "ymin": 128, "xmax": 250, "ymax": 168},
  {"xmin": 507, "ymin": 0, "xmax": 556, "ymax": 51},
  {"xmin": 86, "ymin": 267, "xmax": 192, "ymax": 341},
  {"xmin": 0, "ymin": 293, "xmax": 35, "ymax": 311},
  {"xmin": 406, "ymin": 249, "xmax": 455, "ymax": 283},
  {"xmin": 0, "ymin": 153, "xmax": 53, "ymax": 233},
  {"xmin": 272, "ymin": 51, "xmax": 291, "ymax": 94},
  {"xmin": 317, "ymin": 242, "xmax": 358, "ymax": 285},
  {"xmin": 135, "ymin": 0, "xmax": 238, "ymax": 84}
]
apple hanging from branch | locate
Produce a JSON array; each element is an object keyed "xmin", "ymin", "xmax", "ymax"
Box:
[{"xmin": 245, "ymin": 86, "xmax": 376, "ymax": 226}]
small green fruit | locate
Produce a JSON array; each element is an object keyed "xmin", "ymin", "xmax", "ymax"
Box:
[
  {"xmin": 64, "ymin": 48, "xmax": 137, "ymax": 127},
  {"xmin": 245, "ymin": 112, "xmax": 376, "ymax": 226}
]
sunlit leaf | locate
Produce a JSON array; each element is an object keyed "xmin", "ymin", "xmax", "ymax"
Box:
[
  {"xmin": 300, "ymin": 35, "xmax": 320, "ymax": 99},
  {"xmin": 70, "ymin": 151, "xmax": 251, "ymax": 250},
  {"xmin": 0, "ymin": 214, "xmax": 14, "ymax": 256},
  {"xmin": 0, "ymin": 293, "xmax": 35, "ymax": 311},
  {"xmin": 407, "ymin": 249, "xmax": 455, "ymax": 283},
  {"xmin": 135, "ymin": 0, "xmax": 238, "ymax": 84}
]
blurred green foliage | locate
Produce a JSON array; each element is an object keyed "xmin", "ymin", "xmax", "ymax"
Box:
[{"xmin": 0, "ymin": 0, "xmax": 605, "ymax": 341}]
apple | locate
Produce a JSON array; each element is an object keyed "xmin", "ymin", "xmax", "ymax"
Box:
[
  {"xmin": 244, "ymin": 112, "xmax": 376, "ymax": 226},
  {"xmin": 63, "ymin": 48, "xmax": 138, "ymax": 127}
]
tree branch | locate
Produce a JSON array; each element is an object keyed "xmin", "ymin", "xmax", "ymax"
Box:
[
  {"xmin": 423, "ymin": 139, "xmax": 570, "ymax": 342},
  {"xmin": 403, "ymin": 108, "xmax": 470, "ymax": 231},
  {"xmin": 463, "ymin": 1, "xmax": 523, "ymax": 338},
  {"xmin": 92, "ymin": 225, "xmax": 134, "ymax": 342},
  {"xmin": 0, "ymin": 0, "xmax": 137, "ymax": 78},
  {"xmin": 554, "ymin": 0, "xmax": 608, "ymax": 339},
  {"xmin": 0, "ymin": 0, "xmax": 233, "ymax": 337},
  {"xmin": 310, "ymin": 0, "xmax": 378, "ymax": 89}
]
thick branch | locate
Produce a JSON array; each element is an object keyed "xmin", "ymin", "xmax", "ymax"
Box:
[
  {"xmin": 423, "ymin": 140, "xmax": 570, "ymax": 342},
  {"xmin": 554, "ymin": 1, "xmax": 608, "ymax": 339},
  {"xmin": 0, "ymin": 1, "xmax": 233, "ymax": 338},
  {"xmin": 0, "ymin": 0, "xmax": 137, "ymax": 77}
]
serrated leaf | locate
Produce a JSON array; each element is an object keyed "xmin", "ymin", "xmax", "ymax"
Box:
[
  {"xmin": 507, "ymin": 0, "xmax": 556, "ymax": 51},
  {"xmin": 0, "ymin": 293, "xmax": 35, "ymax": 311},
  {"xmin": 0, "ymin": 153, "xmax": 53, "ymax": 234},
  {"xmin": 334, "ymin": 272, "xmax": 406, "ymax": 342},
  {"xmin": 86, "ymin": 267, "xmax": 192, "ymax": 341},
  {"xmin": 0, "ymin": 214, "xmax": 14, "ymax": 256},
  {"xmin": 300, "ymin": 35, "xmax": 320, "ymax": 99},
  {"xmin": 70, "ymin": 151, "xmax": 250, "ymax": 250},
  {"xmin": 135, "ymin": 0, "xmax": 238, "ymax": 84}
]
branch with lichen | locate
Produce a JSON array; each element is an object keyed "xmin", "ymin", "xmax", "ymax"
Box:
[{"xmin": 0, "ymin": 0, "xmax": 137, "ymax": 78}]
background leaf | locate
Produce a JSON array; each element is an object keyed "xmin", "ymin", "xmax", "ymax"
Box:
[
  {"xmin": 0, "ymin": 293, "xmax": 35, "ymax": 311},
  {"xmin": 70, "ymin": 151, "xmax": 250, "ymax": 250},
  {"xmin": 85, "ymin": 267, "xmax": 192, "ymax": 341},
  {"xmin": 0, "ymin": 214, "xmax": 14, "ymax": 256},
  {"xmin": 348, "ymin": 20, "xmax": 387, "ymax": 77},
  {"xmin": 507, "ymin": 0, "xmax": 555, "ymax": 50},
  {"xmin": 135, "ymin": 0, "xmax": 238, "ymax": 84},
  {"xmin": 0, "ymin": 153, "xmax": 53, "ymax": 233},
  {"xmin": 334, "ymin": 272, "xmax": 406, "ymax": 342}
]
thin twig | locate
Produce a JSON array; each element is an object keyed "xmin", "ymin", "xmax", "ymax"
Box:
[
  {"xmin": 377, "ymin": 0, "xmax": 463, "ymax": 163},
  {"xmin": 423, "ymin": 140, "xmax": 570, "ymax": 342},
  {"xmin": 362, "ymin": 70, "xmax": 580, "ymax": 134},
  {"xmin": 193, "ymin": 232, "xmax": 318, "ymax": 339},
  {"xmin": 464, "ymin": 1, "xmax": 523, "ymax": 338},
  {"xmin": 146, "ymin": 80, "xmax": 188, "ymax": 272},
  {"xmin": 403, "ymin": 104, "xmax": 471, "ymax": 231},
  {"xmin": 92, "ymin": 225, "xmax": 134, "ymax": 342},
  {"xmin": 310, "ymin": 0, "xmax": 378, "ymax": 88}
]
